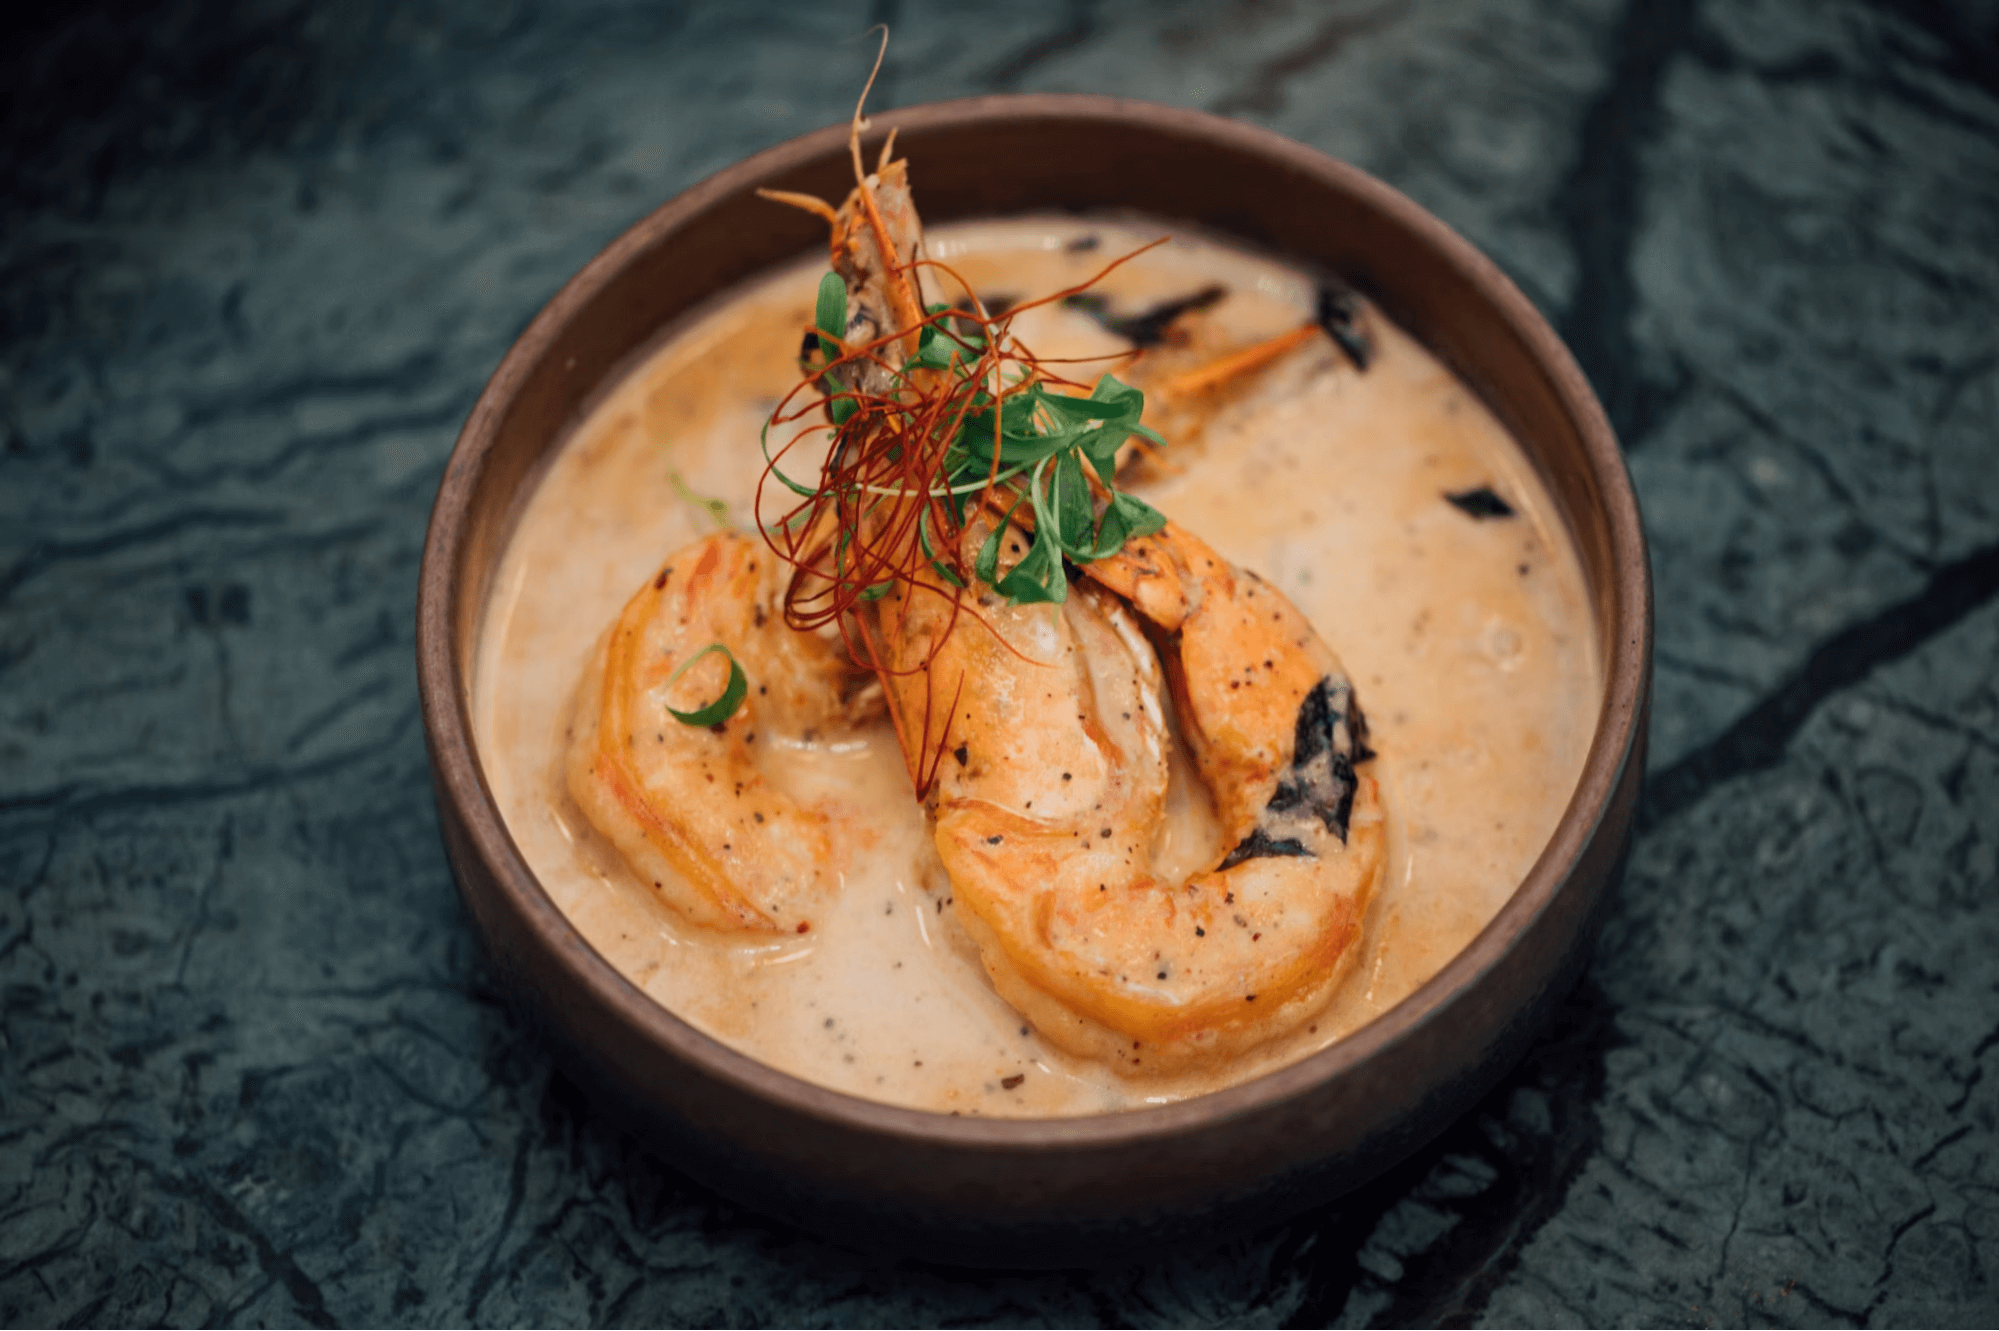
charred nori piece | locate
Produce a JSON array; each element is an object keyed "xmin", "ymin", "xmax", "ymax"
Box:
[
  {"xmin": 1064, "ymin": 284, "xmax": 1228, "ymax": 347},
  {"xmin": 1315, "ymin": 280, "xmax": 1372, "ymax": 371},
  {"xmin": 1218, "ymin": 828, "xmax": 1309, "ymax": 869},
  {"xmin": 1446, "ymin": 486, "xmax": 1516, "ymax": 519},
  {"xmin": 1218, "ymin": 676, "xmax": 1372, "ymax": 869},
  {"xmin": 1282, "ymin": 675, "xmax": 1370, "ymax": 838},
  {"xmin": 953, "ymin": 293, "xmax": 1016, "ymax": 318}
]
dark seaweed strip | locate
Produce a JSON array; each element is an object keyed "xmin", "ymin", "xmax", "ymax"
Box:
[
  {"xmin": 1289, "ymin": 677, "xmax": 1363, "ymax": 843},
  {"xmin": 1323, "ymin": 752, "xmax": 1358, "ymax": 839},
  {"xmin": 1063, "ymin": 284, "xmax": 1228, "ymax": 347},
  {"xmin": 1446, "ymin": 486, "xmax": 1516, "ymax": 519},
  {"xmin": 1315, "ymin": 280, "xmax": 1372, "ymax": 370},
  {"xmin": 1292, "ymin": 673, "xmax": 1334, "ymax": 767},
  {"xmin": 1219, "ymin": 828, "xmax": 1310, "ymax": 870},
  {"xmin": 952, "ymin": 292, "xmax": 1017, "ymax": 320},
  {"xmin": 1348, "ymin": 685, "xmax": 1375, "ymax": 763},
  {"xmin": 1223, "ymin": 676, "xmax": 1372, "ymax": 868}
]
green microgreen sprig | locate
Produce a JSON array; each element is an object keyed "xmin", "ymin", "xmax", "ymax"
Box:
[
  {"xmin": 669, "ymin": 469, "xmax": 731, "ymax": 528},
  {"xmin": 664, "ymin": 643, "xmax": 748, "ymax": 727},
  {"xmin": 949, "ymin": 372, "xmax": 1168, "ymax": 605},
  {"xmin": 758, "ymin": 258, "xmax": 1169, "ymax": 625}
]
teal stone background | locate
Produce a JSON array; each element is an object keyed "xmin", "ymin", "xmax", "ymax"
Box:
[{"xmin": 3, "ymin": 0, "xmax": 1996, "ymax": 1324}]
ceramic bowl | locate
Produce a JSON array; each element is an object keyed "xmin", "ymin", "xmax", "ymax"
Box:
[{"xmin": 416, "ymin": 95, "xmax": 1651, "ymax": 1267}]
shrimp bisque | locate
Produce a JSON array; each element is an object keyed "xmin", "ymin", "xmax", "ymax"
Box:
[{"xmin": 476, "ymin": 203, "xmax": 1600, "ymax": 1115}]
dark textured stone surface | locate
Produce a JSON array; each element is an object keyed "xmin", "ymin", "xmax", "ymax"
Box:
[{"xmin": 4, "ymin": 0, "xmax": 1995, "ymax": 1324}]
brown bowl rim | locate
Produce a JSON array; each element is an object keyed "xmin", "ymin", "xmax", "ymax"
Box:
[{"xmin": 418, "ymin": 93, "xmax": 1648, "ymax": 1153}]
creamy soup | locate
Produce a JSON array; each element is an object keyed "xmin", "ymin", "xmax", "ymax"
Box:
[{"xmin": 474, "ymin": 218, "xmax": 1600, "ymax": 1116}]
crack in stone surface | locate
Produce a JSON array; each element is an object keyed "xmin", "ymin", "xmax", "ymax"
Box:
[
  {"xmin": 979, "ymin": 0, "xmax": 1099, "ymax": 90},
  {"xmin": 1549, "ymin": 0, "xmax": 1701, "ymax": 450},
  {"xmin": 1643, "ymin": 539, "xmax": 1999, "ymax": 830},
  {"xmin": 1273, "ymin": 981, "xmax": 1625, "ymax": 1326},
  {"xmin": 1208, "ymin": 3, "xmax": 1402, "ymax": 119}
]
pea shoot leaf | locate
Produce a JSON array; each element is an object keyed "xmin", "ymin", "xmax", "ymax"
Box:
[
  {"xmin": 665, "ymin": 644, "xmax": 749, "ymax": 727},
  {"xmin": 781, "ymin": 267, "xmax": 1172, "ymax": 611},
  {"xmin": 814, "ymin": 271, "xmax": 847, "ymax": 359}
]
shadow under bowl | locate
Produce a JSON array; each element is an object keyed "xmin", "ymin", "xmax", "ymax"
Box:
[{"xmin": 416, "ymin": 94, "xmax": 1651, "ymax": 1268}]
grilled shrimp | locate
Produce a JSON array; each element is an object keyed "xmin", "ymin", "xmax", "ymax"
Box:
[
  {"xmin": 869, "ymin": 517, "xmax": 1385, "ymax": 1074},
  {"xmin": 567, "ymin": 531, "xmax": 883, "ymax": 933}
]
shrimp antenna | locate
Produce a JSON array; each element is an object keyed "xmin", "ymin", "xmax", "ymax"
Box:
[
  {"xmin": 842, "ymin": 26, "xmax": 924, "ymax": 363},
  {"xmin": 849, "ymin": 25, "xmax": 890, "ymax": 180},
  {"xmin": 756, "ymin": 189, "xmax": 839, "ymax": 226}
]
